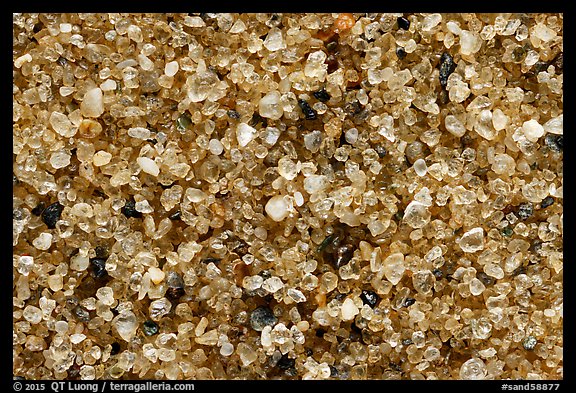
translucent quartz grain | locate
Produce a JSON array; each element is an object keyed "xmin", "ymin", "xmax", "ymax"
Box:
[
  {"xmin": 413, "ymin": 159, "xmax": 428, "ymax": 177},
  {"xmin": 303, "ymin": 130, "xmax": 322, "ymax": 152},
  {"xmin": 23, "ymin": 306, "xmax": 42, "ymax": 324},
  {"xmin": 444, "ymin": 115, "xmax": 467, "ymax": 137},
  {"xmin": 522, "ymin": 119, "xmax": 545, "ymax": 142},
  {"xmin": 93, "ymin": 151, "xmax": 112, "ymax": 166},
  {"xmin": 220, "ymin": 342, "xmax": 234, "ymax": 356},
  {"xmin": 149, "ymin": 298, "xmax": 171, "ymax": 321},
  {"xmin": 59, "ymin": 86, "xmax": 76, "ymax": 97},
  {"xmin": 403, "ymin": 201, "xmax": 431, "ymax": 229},
  {"xmin": 259, "ymin": 91, "xmax": 284, "ymax": 120},
  {"xmin": 492, "ymin": 109, "xmax": 509, "ymax": 131},
  {"xmin": 17, "ymin": 256, "xmax": 34, "ymax": 276},
  {"xmin": 137, "ymin": 157, "xmax": 160, "ymax": 176},
  {"xmin": 128, "ymin": 127, "xmax": 151, "ymax": 140},
  {"xmin": 382, "ymin": 253, "xmax": 405, "ymax": 285},
  {"xmin": 96, "ymin": 287, "xmax": 115, "ymax": 306},
  {"xmin": 491, "ymin": 154, "xmax": 516, "ymax": 175},
  {"xmin": 263, "ymin": 28, "xmax": 286, "ymax": 51},
  {"xmin": 459, "ymin": 358, "xmax": 487, "ymax": 380},
  {"xmin": 164, "ymin": 61, "xmax": 179, "ymax": 77},
  {"xmin": 32, "ymin": 233, "xmax": 52, "ymax": 251},
  {"xmin": 70, "ymin": 254, "xmax": 90, "ymax": 271},
  {"xmin": 14, "ymin": 53, "xmax": 32, "ymax": 68},
  {"xmin": 422, "ymin": 14, "xmax": 442, "ymax": 31},
  {"xmin": 100, "ymin": 79, "xmax": 117, "ymax": 91},
  {"xmin": 208, "ymin": 139, "xmax": 224, "ymax": 155},
  {"xmin": 50, "ymin": 151, "xmax": 71, "ymax": 169},
  {"xmin": 237, "ymin": 342, "xmax": 258, "ymax": 366},
  {"xmin": 262, "ymin": 127, "xmax": 281, "ymax": 146},
  {"xmin": 185, "ymin": 188, "xmax": 206, "ymax": 203},
  {"xmin": 79, "ymin": 119, "xmax": 103, "ymax": 138},
  {"xmin": 49, "ymin": 112, "xmax": 76, "ymax": 138},
  {"xmin": 112, "ymin": 310, "xmax": 138, "ymax": 342},
  {"xmin": 304, "ymin": 175, "xmax": 329, "ymax": 194},
  {"xmin": 531, "ymin": 23, "xmax": 556, "ymax": 42},
  {"xmin": 543, "ymin": 115, "xmax": 563, "ymax": 135},
  {"xmin": 345, "ymin": 128, "xmax": 359, "ymax": 144},
  {"xmin": 287, "ymin": 288, "xmax": 306, "ymax": 303},
  {"xmin": 293, "ymin": 192, "xmax": 304, "ymax": 207},
  {"xmin": 458, "ymin": 227, "xmax": 485, "ymax": 253},
  {"xmin": 80, "ymin": 88, "xmax": 105, "ymax": 118},
  {"xmin": 236, "ymin": 123, "xmax": 257, "ymax": 147},
  {"xmin": 469, "ymin": 278, "xmax": 486, "ymax": 296},
  {"xmin": 459, "ymin": 30, "xmax": 482, "ymax": 55},
  {"xmin": 262, "ymin": 277, "xmax": 284, "ymax": 293},
  {"xmin": 148, "ymin": 267, "xmax": 165, "ymax": 285},
  {"xmin": 449, "ymin": 80, "xmax": 471, "ymax": 103},
  {"xmin": 265, "ymin": 195, "xmax": 290, "ymax": 222},
  {"xmin": 278, "ymin": 157, "xmax": 298, "ymax": 180},
  {"xmin": 341, "ymin": 298, "xmax": 359, "ymax": 321}
]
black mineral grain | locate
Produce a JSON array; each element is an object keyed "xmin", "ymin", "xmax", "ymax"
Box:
[
  {"xmin": 250, "ymin": 306, "xmax": 278, "ymax": 332},
  {"xmin": 142, "ymin": 320, "xmax": 159, "ymax": 336},
  {"xmin": 439, "ymin": 52, "xmax": 455, "ymax": 89},
  {"xmin": 360, "ymin": 290, "xmax": 380, "ymax": 308},
  {"xmin": 540, "ymin": 196, "xmax": 554, "ymax": 209},
  {"xmin": 313, "ymin": 88, "xmax": 331, "ymax": 102},
  {"xmin": 41, "ymin": 202, "xmax": 64, "ymax": 229},
  {"xmin": 165, "ymin": 271, "xmax": 185, "ymax": 300},
  {"xmin": 517, "ymin": 202, "xmax": 533, "ymax": 220},
  {"xmin": 89, "ymin": 258, "xmax": 108, "ymax": 279},
  {"xmin": 397, "ymin": 16, "xmax": 410, "ymax": 30},
  {"xmin": 276, "ymin": 354, "xmax": 295, "ymax": 370},
  {"xmin": 121, "ymin": 200, "xmax": 142, "ymax": 218},
  {"xmin": 544, "ymin": 134, "xmax": 563, "ymax": 152},
  {"xmin": 298, "ymin": 99, "xmax": 317, "ymax": 120}
]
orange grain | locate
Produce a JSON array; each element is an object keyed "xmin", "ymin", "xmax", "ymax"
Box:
[{"xmin": 333, "ymin": 13, "xmax": 355, "ymax": 33}]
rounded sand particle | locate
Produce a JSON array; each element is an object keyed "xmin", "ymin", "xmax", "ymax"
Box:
[
  {"xmin": 208, "ymin": 139, "xmax": 224, "ymax": 155},
  {"xmin": 259, "ymin": 91, "xmax": 283, "ymax": 120},
  {"xmin": 293, "ymin": 191, "xmax": 304, "ymax": 207},
  {"xmin": 341, "ymin": 298, "xmax": 359, "ymax": 321},
  {"xmin": 458, "ymin": 227, "xmax": 485, "ymax": 253},
  {"xmin": 93, "ymin": 151, "xmax": 112, "ymax": 166},
  {"xmin": 128, "ymin": 127, "xmax": 152, "ymax": 140},
  {"xmin": 49, "ymin": 151, "xmax": 71, "ymax": 169},
  {"xmin": 32, "ymin": 233, "xmax": 53, "ymax": 251},
  {"xmin": 59, "ymin": 23, "xmax": 72, "ymax": 33},
  {"xmin": 137, "ymin": 157, "xmax": 160, "ymax": 176},
  {"xmin": 265, "ymin": 195, "xmax": 290, "ymax": 222},
  {"xmin": 78, "ymin": 119, "xmax": 103, "ymax": 138},
  {"xmin": 59, "ymin": 86, "xmax": 75, "ymax": 97},
  {"xmin": 80, "ymin": 87, "xmax": 104, "ymax": 118},
  {"xmin": 100, "ymin": 79, "xmax": 117, "ymax": 91},
  {"xmin": 148, "ymin": 267, "xmax": 165, "ymax": 285},
  {"xmin": 164, "ymin": 61, "xmax": 179, "ymax": 77},
  {"xmin": 49, "ymin": 111, "xmax": 76, "ymax": 138},
  {"xmin": 522, "ymin": 119, "xmax": 545, "ymax": 142},
  {"xmin": 70, "ymin": 254, "xmax": 90, "ymax": 271},
  {"xmin": 14, "ymin": 53, "xmax": 32, "ymax": 68},
  {"xmin": 459, "ymin": 358, "xmax": 487, "ymax": 380},
  {"xmin": 236, "ymin": 123, "xmax": 257, "ymax": 147},
  {"xmin": 23, "ymin": 306, "xmax": 43, "ymax": 324},
  {"xmin": 220, "ymin": 342, "xmax": 234, "ymax": 356},
  {"xmin": 413, "ymin": 158, "xmax": 428, "ymax": 177}
]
